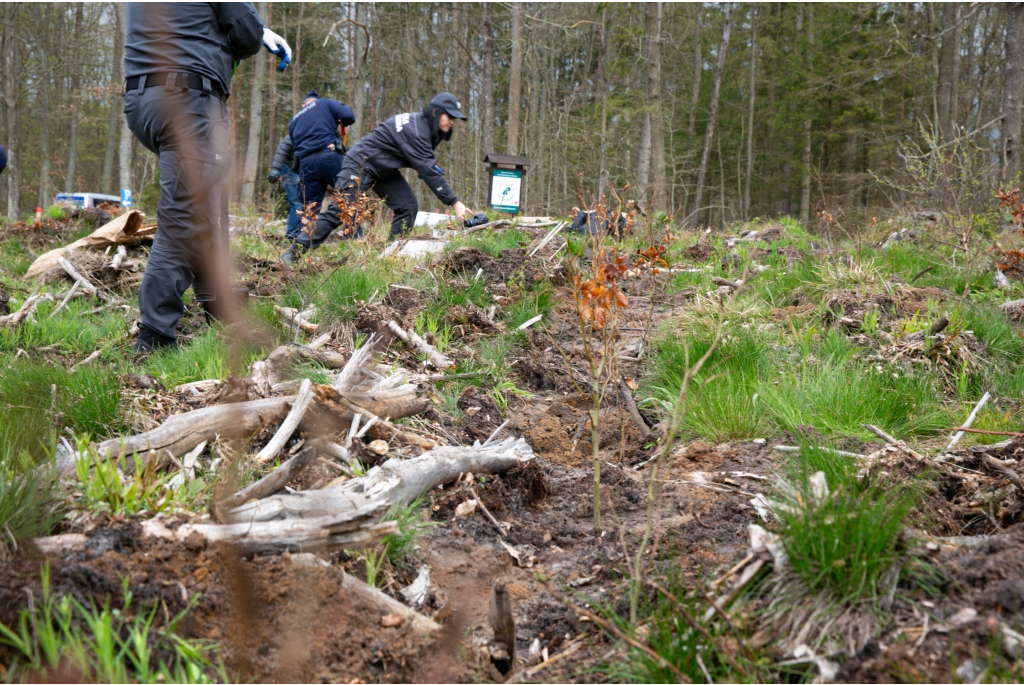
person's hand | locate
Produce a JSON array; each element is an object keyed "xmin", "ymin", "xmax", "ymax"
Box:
[
  {"xmin": 453, "ymin": 201, "xmax": 471, "ymax": 221},
  {"xmin": 268, "ymin": 168, "xmax": 281, "ymax": 184},
  {"xmin": 262, "ymin": 27, "xmax": 292, "ymax": 65}
]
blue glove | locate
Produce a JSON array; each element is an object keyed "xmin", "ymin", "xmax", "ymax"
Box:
[
  {"xmin": 433, "ymin": 165, "xmax": 445, "ymax": 176},
  {"xmin": 262, "ymin": 27, "xmax": 292, "ymax": 72}
]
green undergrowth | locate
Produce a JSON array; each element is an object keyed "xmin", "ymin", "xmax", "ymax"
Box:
[
  {"xmin": 0, "ymin": 566, "xmax": 228, "ymax": 683},
  {"xmin": 0, "ymin": 357, "xmax": 125, "ymax": 461}
]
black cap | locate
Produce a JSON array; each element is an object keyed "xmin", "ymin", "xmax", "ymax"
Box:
[
  {"xmin": 305, "ymin": 89, "xmax": 320, "ymax": 99},
  {"xmin": 430, "ymin": 92, "xmax": 467, "ymax": 120}
]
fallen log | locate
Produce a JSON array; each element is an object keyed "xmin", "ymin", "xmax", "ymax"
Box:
[
  {"xmin": 87, "ymin": 383, "xmax": 429, "ymax": 473},
  {"xmin": 262, "ymin": 343, "xmax": 349, "ymax": 387},
  {"xmin": 0, "ymin": 293, "xmax": 54, "ymax": 326},
  {"xmin": 333, "ymin": 335, "xmax": 377, "ymax": 392},
  {"xmin": 229, "ymin": 436, "xmax": 534, "ymax": 523}
]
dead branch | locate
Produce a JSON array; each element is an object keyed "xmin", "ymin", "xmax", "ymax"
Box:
[
  {"xmin": 254, "ymin": 379, "xmax": 314, "ymax": 464},
  {"xmin": 216, "ymin": 443, "xmax": 319, "ymax": 513},
  {"xmin": 617, "ymin": 379, "xmax": 651, "ymax": 439},
  {"xmin": 340, "ymin": 571, "xmax": 441, "ymax": 633},
  {"xmin": 386, "ymin": 321, "xmax": 451, "ymax": 369},
  {"xmin": 333, "ymin": 334, "xmax": 377, "ymax": 392},
  {"xmin": 863, "ymin": 424, "xmax": 925, "ymax": 460},
  {"xmin": 108, "ymin": 244, "xmax": 128, "ymax": 271},
  {"xmin": 229, "ymin": 437, "xmax": 533, "ymax": 523},
  {"xmin": 0, "ymin": 293, "xmax": 54, "ymax": 326},
  {"xmin": 984, "ymin": 456, "xmax": 1024, "ymax": 491},
  {"xmin": 312, "ymin": 383, "xmax": 429, "ymax": 423}
]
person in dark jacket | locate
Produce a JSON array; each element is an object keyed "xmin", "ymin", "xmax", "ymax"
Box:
[
  {"xmin": 267, "ymin": 134, "xmax": 302, "ymax": 240},
  {"xmin": 123, "ymin": 2, "xmax": 291, "ymax": 352},
  {"xmin": 287, "ymin": 90, "xmax": 355, "ymax": 221},
  {"xmin": 0, "ymin": 146, "xmax": 7, "ymax": 176},
  {"xmin": 282, "ymin": 92, "xmax": 472, "ymax": 263}
]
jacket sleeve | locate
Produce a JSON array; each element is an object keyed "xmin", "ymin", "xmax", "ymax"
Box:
[
  {"xmin": 326, "ymin": 101, "xmax": 356, "ymax": 127},
  {"xmin": 398, "ymin": 122, "xmax": 458, "ymax": 205},
  {"xmin": 270, "ymin": 135, "xmax": 293, "ymax": 171},
  {"xmin": 213, "ymin": 3, "xmax": 265, "ymax": 61}
]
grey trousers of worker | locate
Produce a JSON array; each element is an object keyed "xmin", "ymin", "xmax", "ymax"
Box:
[
  {"xmin": 294, "ymin": 158, "xmax": 419, "ymax": 249},
  {"xmin": 123, "ymin": 84, "xmax": 229, "ymax": 343}
]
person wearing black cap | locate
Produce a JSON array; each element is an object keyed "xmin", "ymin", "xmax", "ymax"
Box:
[
  {"xmin": 123, "ymin": 3, "xmax": 291, "ymax": 352},
  {"xmin": 287, "ymin": 90, "xmax": 355, "ymax": 223},
  {"xmin": 282, "ymin": 91, "xmax": 472, "ymax": 262}
]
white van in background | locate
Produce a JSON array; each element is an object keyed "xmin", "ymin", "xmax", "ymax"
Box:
[{"xmin": 53, "ymin": 193, "xmax": 122, "ymax": 209}]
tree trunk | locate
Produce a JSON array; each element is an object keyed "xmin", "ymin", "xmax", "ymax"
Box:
[
  {"xmin": 937, "ymin": 3, "xmax": 963, "ymax": 142},
  {"xmin": 349, "ymin": 2, "xmax": 366, "ymax": 139},
  {"xmin": 65, "ymin": 3, "xmax": 85, "ymax": 194},
  {"xmin": 405, "ymin": 3, "xmax": 419, "ymax": 108},
  {"xmin": 117, "ymin": 2, "xmax": 132, "ymax": 196},
  {"xmin": 648, "ymin": 3, "xmax": 665, "ymax": 212},
  {"xmin": 744, "ymin": 7, "xmax": 757, "ymax": 219},
  {"xmin": 798, "ymin": 6, "xmax": 814, "ymax": 226},
  {"xmin": 3, "ymin": 3, "xmax": 21, "ymax": 221},
  {"xmin": 1003, "ymin": 3, "xmax": 1024, "ymax": 182},
  {"xmin": 36, "ymin": 13, "xmax": 52, "ymax": 211},
  {"xmin": 597, "ymin": 7, "xmax": 609, "ymax": 202},
  {"xmin": 101, "ymin": 2, "xmax": 124, "ymax": 194},
  {"xmin": 688, "ymin": 5, "xmax": 703, "ymax": 138},
  {"xmin": 507, "ymin": 2, "xmax": 525, "ymax": 155},
  {"xmin": 240, "ymin": 2, "xmax": 268, "ymax": 208},
  {"xmin": 482, "ymin": 3, "xmax": 495, "ymax": 155},
  {"xmin": 292, "ymin": 2, "xmax": 304, "ymax": 111},
  {"xmin": 693, "ymin": 2, "xmax": 732, "ymax": 225}
]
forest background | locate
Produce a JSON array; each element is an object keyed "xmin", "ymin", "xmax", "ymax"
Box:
[{"xmin": 1, "ymin": 2, "xmax": 1021, "ymax": 229}]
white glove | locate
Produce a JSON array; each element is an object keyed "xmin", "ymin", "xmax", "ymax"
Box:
[{"xmin": 262, "ymin": 27, "xmax": 292, "ymax": 61}]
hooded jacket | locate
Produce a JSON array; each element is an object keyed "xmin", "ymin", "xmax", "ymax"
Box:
[{"xmin": 341, "ymin": 103, "xmax": 457, "ymax": 205}]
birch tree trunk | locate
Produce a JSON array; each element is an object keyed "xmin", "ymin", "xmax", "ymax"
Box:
[
  {"xmin": 507, "ymin": 2, "xmax": 525, "ymax": 155},
  {"xmin": 693, "ymin": 2, "xmax": 731, "ymax": 226},
  {"xmin": 597, "ymin": 6, "xmax": 609, "ymax": 202},
  {"xmin": 240, "ymin": 2, "xmax": 268, "ymax": 208},
  {"xmin": 405, "ymin": 3, "xmax": 419, "ymax": 108},
  {"xmin": 101, "ymin": 2, "xmax": 123, "ymax": 194},
  {"xmin": 65, "ymin": 3, "xmax": 84, "ymax": 194},
  {"xmin": 36, "ymin": 11, "xmax": 52, "ymax": 211},
  {"xmin": 117, "ymin": 4, "xmax": 133, "ymax": 196},
  {"xmin": 482, "ymin": 3, "xmax": 495, "ymax": 155},
  {"xmin": 1003, "ymin": 3, "xmax": 1024, "ymax": 182},
  {"xmin": 292, "ymin": 2, "xmax": 304, "ymax": 111}
]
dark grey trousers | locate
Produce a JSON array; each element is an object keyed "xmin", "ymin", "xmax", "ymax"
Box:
[
  {"xmin": 124, "ymin": 84, "xmax": 229, "ymax": 343},
  {"xmin": 295, "ymin": 158, "xmax": 419, "ymax": 248}
]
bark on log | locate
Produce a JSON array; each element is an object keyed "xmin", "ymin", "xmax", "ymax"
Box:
[
  {"xmin": 386, "ymin": 321, "xmax": 451, "ymax": 369},
  {"xmin": 89, "ymin": 396, "xmax": 296, "ymax": 473},
  {"xmin": 312, "ymin": 383, "xmax": 428, "ymax": 422},
  {"xmin": 333, "ymin": 335, "xmax": 377, "ymax": 392},
  {"xmin": 229, "ymin": 436, "xmax": 534, "ymax": 523}
]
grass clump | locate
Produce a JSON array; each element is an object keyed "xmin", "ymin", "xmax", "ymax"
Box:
[
  {"xmin": 763, "ymin": 360, "xmax": 948, "ymax": 440},
  {"xmin": 777, "ymin": 447, "xmax": 918, "ymax": 603},
  {"xmin": 646, "ymin": 329, "xmax": 775, "ymax": 442},
  {"xmin": 0, "ymin": 454, "xmax": 63, "ymax": 554},
  {"xmin": 0, "ymin": 565, "xmax": 228, "ymax": 683},
  {"xmin": 0, "ymin": 358, "xmax": 124, "ymax": 461},
  {"xmin": 142, "ymin": 330, "xmax": 226, "ymax": 387}
]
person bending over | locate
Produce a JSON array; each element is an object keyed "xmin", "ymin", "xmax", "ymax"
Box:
[{"xmin": 281, "ymin": 92, "xmax": 471, "ymax": 263}]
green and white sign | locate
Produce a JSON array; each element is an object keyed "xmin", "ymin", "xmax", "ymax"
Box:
[{"xmin": 490, "ymin": 168, "xmax": 522, "ymax": 213}]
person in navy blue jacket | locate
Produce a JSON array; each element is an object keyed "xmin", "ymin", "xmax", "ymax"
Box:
[{"xmin": 287, "ymin": 90, "xmax": 354, "ymax": 230}]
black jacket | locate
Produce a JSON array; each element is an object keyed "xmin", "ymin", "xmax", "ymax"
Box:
[
  {"xmin": 343, "ymin": 108, "xmax": 457, "ymax": 205},
  {"xmin": 270, "ymin": 135, "xmax": 297, "ymax": 173},
  {"xmin": 124, "ymin": 3, "xmax": 265, "ymax": 98}
]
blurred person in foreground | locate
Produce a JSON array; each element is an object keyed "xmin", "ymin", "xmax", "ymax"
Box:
[{"xmin": 123, "ymin": 2, "xmax": 290, "ymax": 351}]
